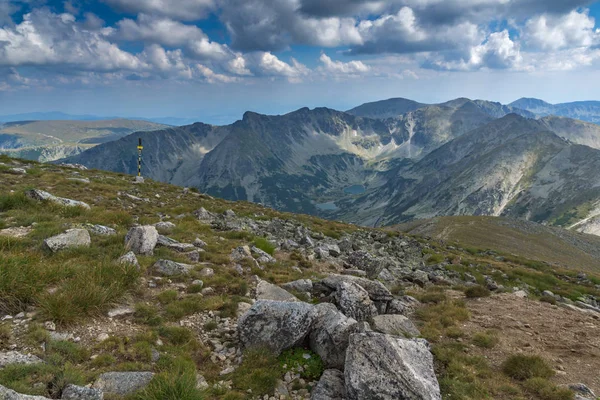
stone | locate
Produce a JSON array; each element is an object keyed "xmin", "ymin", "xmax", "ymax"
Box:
[
  {"xmin": 326, "ymin": 244, "xmax": 341, "ymax": 257},
  {"xmin": 237, "ymin": 302, "xmax": 252, "ymax": 316},
  {"xmin": 238, "ymin": 300, "xmax": 317, "ymax": 355},
  {"xmin": 321, "ymin": 275, "xmax": 393, "ymax": 302},
  {"xmin": 345, "ymin": 332, "xmax": 441, "ymax": 400},
  {"xmin": 85, "ymin": 224, "xmax": 116, "ymax": 236},
  {"xmin": 194, "ymin": 238, "xmax": 207, "ymax": 248},
  {"xmin": 61, "ymin": 384, "xmax": 103, "ymax": 400},
  {"xmin": 0, "ymin": 226, "xmax": 32, "ymax": 238},
  {"xmin": 334, "ymin": 281, "xmax": 378, "ymax": 322},
  {"xmin": 310, "ymin": 303, "xmax": 358, "ymax": 369},
  {"xmin": 166, "ymin": 242, "xmax": 196, "ymax": 253},
  {"xmin": 125, "ymin": 226, "xmax": 158, "ymax": 255},
  {"xmin": 514, "ymin": 290, "xmax": 528, "ymax": 298},
  {"xmin": 568, "ymin": 383, "xmax": 596, "ymax": 400},
  {"xmin": 194, "ymin": 207, "xmax": 216, "ymax": 223},
  {"xmin": 26, "ymin": 189, "xmax": 90, "ymax": 210},
  {"xmin": 97, "ymin": 333, "xmax": 110, "ymax": 342},
  {"xmin": 186, "ymin": 251, "xmax": 202, "ymax": 263},
  {"xmin": 107, "ymin": 306, "xmax": 135, "ymax": 318},
  {"xmin": 386, "ymin": 299, "xmax": 410, "ymax": 316},
  {"xmin": 93, "ymin": 372, "xmax": 154, "ymax": 396},
  {"xmin": 44, "ymin": 229, "xmax": 91, "ymax": 253},
  {"xmin": 230, "ymin": 246, "xmax": 252, "ymax": 262},
  {"xmin": 0, "ymin": 384, "xmax": 50, "ymax": 399},
  {"xmin": 67, "ymin": 178, "xmax": 90, "ymax": 184},
  {"xmin": 154, "ymin": 221, "xmax": 176, "ymax": 231},
  {"xmin": 9, "ymin": 168, "xmax": 27, "ymax": 175},
  {"xmin": 117, "ymin": 251, "xmax": 139, "ymax": 269},
  {"xmin": 311, "ymin": 369, "xmax": 346, "ymax": 400},
  {"xmin": 410, "ymin": 270, "xmax": 430, "ymax": 287},
  {"xmin": 251, "ymin": 246, "xmax": 276, "ymax": 263},
  {"xmin": 195, "ymin": 374, "xmax": 209, "ymax": 389},
  {"xmin": 371, "ymin": 315, "xmax": 421, "ymax": 337},
  {"xmin": 282, "ymin": 279, "xmax": 313, "ymax": 293},
  {"xmin": 347, "ymin": 251, "xmax": 383, "ymax": 278},
  {"xmin": 0, "ymin": 352, "xmax": 43, "ymax": 368},
  {"xmin": 153, "ymin": 259, "xmax": 194, "ymax": 276},
  {"xmin": 44, "ymin": 321, "xmax": 56, "ymax": 331},
  {"xmin": 256, "ymin": 280, "xmax": 299, "ymax": 302},
  {"xmin": 199, "ymin": 267, "xmax": 214, "ymax": 277}
]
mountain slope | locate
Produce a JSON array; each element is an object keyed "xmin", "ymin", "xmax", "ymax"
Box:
[
  {"xmin": 346, "ymin": 97, "xmax": 426, "ymax": 119},
  {"xmin": 337, "ymin": 114, "xmax": 600, "ymax": 228},
  {"xmin": 511, "ymin": 98, "xmax": 600, "ymax": 124}
]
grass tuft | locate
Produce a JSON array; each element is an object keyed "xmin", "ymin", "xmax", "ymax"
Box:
[{"xmin": 502, "ymin": 354, "xmax": 555, "ymax": 381}]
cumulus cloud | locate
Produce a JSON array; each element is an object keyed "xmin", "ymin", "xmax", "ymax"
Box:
[
  {"xmin": 318, "ymin": 53, "xmax": 370, "ymax": 75},
  {"xmin": 524, "ymin": 10, "xmax": 599, "ymax": 51},
  {"xmin": 102, "ymin": 0, "xmax": 215, "ymax": 21}
]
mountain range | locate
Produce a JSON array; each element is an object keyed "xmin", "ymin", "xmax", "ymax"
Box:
[
  {"xmin": 59, "ymin": 97, "xmax": 600, "ymax": 236},
  {"xmin": 510, "ymin": 98, "xmax": 600, "ymax": 124}
]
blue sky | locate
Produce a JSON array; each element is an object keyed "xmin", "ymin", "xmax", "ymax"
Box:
[{"xmin": 1, "ymin": 0, "xmax": 600, "ymax": 124}]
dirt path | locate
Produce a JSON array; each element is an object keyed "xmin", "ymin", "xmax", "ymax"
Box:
[{"xmin": 461, "ymin": 293, "xmax": 600, "ymax": 394}]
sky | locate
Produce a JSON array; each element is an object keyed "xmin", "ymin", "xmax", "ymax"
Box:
[{"xmin": 1, "ymin": 0, "xmax": 600, "ymax": 124}]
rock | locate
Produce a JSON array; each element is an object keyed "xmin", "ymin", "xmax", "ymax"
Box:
[
  {"xmin": 199, "ymin": 267, "xmax": 214, "ymax": 277},
  {"xmin": 93, "ymin": 371, "xmax": 154, "ymax": 396},
  {"xmin": 569, "ymin": 383, "xmax": 596, "ymax": 400},
  {"xmin": 237, "ymin": 302, "xmax": 252, "ymax": 316},
  {"xmin": 311, "ymin": 369, "xmax": 346, "ymax": 400},
  {"xmin": 341, "ymin": 269, "xmax": 367, "ymax": 277},
  {"xmin": 9, "ymin": 168, "xmax": 27, "ymax": 175},
  {"xmin": 410, "ymin": 270, "xmax": 430, "ymax": 287},
  {"xmin": 194, "ymin": 207, "xmax": 216, "ymax": 223},
  {"xmin": 153, "ymin": 259, "xmax": 194, "ymax": 276},
  {"xmin": 85, "ymin": 224, "xmax": 116, "ymax": 236},
  {"xmin": 107, "ymin": 306, "xmax": 135, "ymax": 318},
  {"xmin": 230, "ymin": 246, "xmax": 252, "ymax": 262},
  {"xmin": 193, "ymin": 238, "xmax": 207, "ymax": 248},
  {"xmin": 251, "ymin": 246, "xmax": 276, "ymax": 263},
  {"xmin": 117, "ymin": 251, "xmax": 139, "ymax": 269},
  {"xmin": 125, "ymin": 226, "xmax": 158, "ymax": 256},
  {"xmin": 44, "ymin": 321, "xmax": 56, "ymax": 331},
  {"xmin": 513, "ymin": 290, "xmax": 528, "ymax": 298},
  {"xmin": 0, "ymin": 226, "xmax": 32, "ymax": 238},
  {"xmin": 256, "ymin": 280, "xmax": 299, "ymax": 302},
  {"xmin": 371, "ymin": 315, "xmax": 421, "ymax": 337},
  {"xmin": 201, "ymin": 287, "xmax": 215, "ymax": 296},
  {"xmin": 167, "ymin": 242, "xmax": 196, "ymax": 253},
  {"xmin": 0, "ymin": 384, "xmax": 50, "ymax": 399},
  {"xmin": 310, "ymin": 303, "xmax": 358, "ymax": 369},
  {"xmin": 61, "ymin": 384, "xmax": 103, "ymax": 400},
  {"xmin": 238, "ymin": 300, "xmax": 316, "ymax": 355},
  {"xmin": 67, "ymin": 178, "xmax": 90, "ymax": 184},
  {"xmin": 195, "ymin": 374, "xmax": 209, "ymax": 390},
  {"xmin": 321, "ymin": 275, "xmax": 393, "ymax": 302},
  {"xmin": 386, "ymin": 299, "xmax": 411, "ymax": 316},
  {"xmin": 133, "ymin": 176, "xmax": 144, "ymax": 184},
  {"xmin": 97, "ymin": 333, "xmax": 110, "ymax": 342},
  {"xmin": 282, "ymin": 279, "xmax": 313, "ymax": 293},
  {"xmin": 43, "ymin": 229, "xmax": 91, "ymax": 253},
  {"xmin": 186, "ymin": 251, "xmax": 202, "ymax": 263},
  {"xmin": 485, "ymin": 276, "xmax": 499, "ymax": 291},
  {"xmin": 326, "ymin": 244, "xmax": 341, "ymax": 257},
  {"xmin": 345, "ymin": 332, "xmax": 441, "ymax": 400},
  {"xmin": 334, "ymin": 281, "xmax": 378, "ymax": 322},
  {"xmin": 154, "ymin": 221, "xmax": 176, "ymax": 231},
  {"xmin": 347, "ymin": 251, "xmax": 383, "ymax": 278},
  {"xmin": 0, "ymin": 351, "xmax": 43, "ymax": 368},
  {"xmin": 26, "ymin": 189, "xmax": 90, "ymax": 210}
]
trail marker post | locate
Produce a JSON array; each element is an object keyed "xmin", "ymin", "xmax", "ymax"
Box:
[{"xmin": 137, "ymin": 138, "xmax": 143, "ymax": 177}]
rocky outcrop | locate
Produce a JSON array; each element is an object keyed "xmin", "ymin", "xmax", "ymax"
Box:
[
  {"xmin": 93, "ymin": 371, "xmax": 154, "ymax": 396},
  {"xmin": 0, "ymin": 351, "xmax": 42, "ymax": 368},
  {"xmin": 321, "ymin": 275, "xmax": 393, "ymax": 302},
  {"xmin": 61, "ymin": 384, "xmax": 103, "ymax": 400},
  {"xmin": 344, "ymin": 332, "xmax": 441, "ymax": 400},
  {"xmin": 26, "ymin": 189, "xmax": 90, "ymax": 210},
  {"xmin": 43, "ymin": 229, "xmax": 91, "ymax": 252},
  {"xmin": 311, "ymin": 369, "xmax": 346, "ymax": 400},
  {"xmin": 371, "ymin": 315, "xmax": 421, "ymax": 337},
  {"xmin": 124, "ymin": 226, "xmax": 158, "ymax": 255},
  {"xmin": 238, "ymin": 301, "xmax": 316, "ymax": 354},
  {"xmin": 333, "ymin": 281, "xmax": 377, "ymax": 322},
  {"xmin": 310, "ymin": 303, "xmax": 358, "ymax": 369}
]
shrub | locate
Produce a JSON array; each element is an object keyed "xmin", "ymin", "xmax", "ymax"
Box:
[
  {"xmin": 157, "ymin": 290, "xmax": 179, "ymax": 305},
  {"xmin": 253, "ymin": 237, "xmax": 276, "ymax": 256},
  {"xmin": 134, "ymin": 357, "xmax": 204, "ymax": 400},
  {"xmin": 0, "ymin": 193, "xmax": 34, "ymax": 212},
  {"xmin": 158, "ymin": 326, "xmax": 194, "ymax": 346},
  {"xmin": 472, "ymin": 331, "xmax": 499, "ymax": 348},
  {"xmin": 418, "ymin": 292, "xmax": 447, "ymax": 304},
  {"xmin": 232, "ymin": 347, "xmax": 281, "ymax": 396},
  {"xmin": 464, "ymin": 285, "xmax": 491, "ymax": 298},
  {"xmin": 523, "ymin": 378, "xmax": 574, "ymax": 400},
  {"xmin": 502, "ymin": 355, "xmax": 554, "ymax": 381}
]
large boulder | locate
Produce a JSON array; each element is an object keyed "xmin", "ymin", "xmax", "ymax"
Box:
[
  {"xmin": 230, "ymin": 246, "xmax": 252, "ymax": 262},
  {"xmin": 153, "ymin": 259, "xmax": 194, "ymax": 276},
  {"xmin": 334, "ymin": 281, "xmax": 378, "ymax": 322},
  {"xmin": 61, "ymin": 384, "xmax": 103, "ymax": 400},
  {"xmin": 0, "ymin": 352, "xmax": 42, "ymax": 368},
  {"xmin": 43, "ymin": 229, "xmax": 91, "ymax": 253},
  {"xmin": 251, "ymin": 246, "xmax": 276, "ymax": 264},
  {"xmin": 321, "ymin": 275, "xmax": 393, "ymax": 302},
  {"xmin": 256, "ymin": 280, "xmax": 299, "ymax": 302},
  {"xmin": 0, "ymin": 384, "xmax": 49, "ymax": 399},
  {"xmin": 345, "ymin": 332, "xmax": 441, "ymax": 400},
  {"xmin": 117, "ymin": 251, "xmax": 139, "ymax": 269},
  {"xmin": 238, "ymin": 300, "xmax": 316, "ymax": 355},
  {"xmin": 371, "ymin": 315, "xmax": 421, "ymax": 337},
  {"xmin": 26, "ymin": 189, "xmax": 90, "ymax": 210},
  {"xmin": 309, "ymin": 303, "xmax": 358, "ymax": 369},
  {"xmin": 282, "ymin": 279, "xmax": 313, "ymax": 293},
  {"xmin": 311, "ymin": 369, "xmax": 346, "ymax": 400},
  {"xmin": 125, "ymin": 226, "xmax": 158, "ymax": 255},
  {"xmin": 93, "ymin": 371, "xmax": 154, "ymax": 396}
]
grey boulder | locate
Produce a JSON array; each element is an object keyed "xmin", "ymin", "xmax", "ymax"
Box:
[
  {"xmin": 153, "ymin": 259, "xmax": 194, "ymax": 276},
  {"xmin": 256, "ymin": 280, "xmax": 299, "ymax": 302},
  {"xmin": 93, "ymin": 371, "xmax": 154, "ymax": 396},
  {"xmin": 371, "ymin": 315, "xmax": 421, "ymax": 337},
  {"xmin": 345, "ymin": 332, "xmax": 441, "ymax": 400},
  {"xmin": 310, "ymin": 303, "xmax": 358, "ymax": 369},
  {"xmin": 61, "ymin": 384, "xmax": 103, "ymax": 400},
  {"xmin": 117, "ymin": 251, "xmax": 139, "ymax": 269},
  {"xmin": 321, "ymin": 275, "xmax": 393, "ymax": 302},
  {"xmin": 0, "ymin": 384, "xmax": 49, "ymax": 399},
  {"xmin": 334, "ymin": 281, "xmax": 378, "ymax": 322},
  {"xmin": 125, "ymin": 226, "xmax": 158, "ymax": 255},
  {"xmin": 26, "ymin": 189, "xmax": 90, "ymax": 210},
  {"xmin": 0, "ymin": 352, "xmax": 42, "ymax": 368},
  {"xmin": 282, "ymin": 279, "xmax": 313, "ymax": 293},
  {"xmin": 311, "ymin": 369, "xmax": 347, "ymax": 400},
  {"xmin": 238, "ymin": 300, "xmax": 316, "ymax": 355},
  {"xmin": 85, "ymin": 224, "xmax": 116, "ymax": 236},
  {"xmin": 43, "ymin": 229, "xmax": 91, "ymax": 253}
]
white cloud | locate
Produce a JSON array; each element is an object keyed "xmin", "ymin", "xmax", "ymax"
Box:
[
  {"xmin": 524, "ymin": 10, "xmax": 599, "ymax": 51},
  {"xmin": 103, "ymin": 0, "xmax": 215, "ymax": 21},
  {"xmin": 318, "ymin": 53, "xmax": 370, "ymax": 75},
  {"xmin": 227, "ymin": 55, "xmax": 252, "ymax": 76},
  {"xmin": 196, "ymin": 64, "xmax": 238, "ymax": 83}
]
